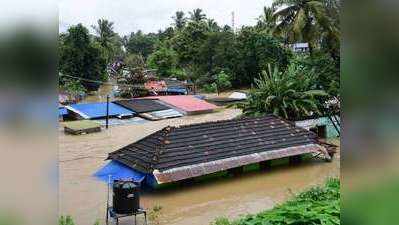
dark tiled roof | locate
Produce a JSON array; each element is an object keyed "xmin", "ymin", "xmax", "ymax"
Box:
[
  {"xmin": 108, "ymin": 115, "xmax": 319, "ymax": 174},
  {"xmin": 114, "ymin": 99, "xmax": 171, "ymax": 113}
]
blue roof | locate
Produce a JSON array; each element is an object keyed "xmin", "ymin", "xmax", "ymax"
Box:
[
  {"xmin": 69, "ymin": 102, "xmax": 135, "ymax": 119},
  {"xmin": 59, "ymin": 107, "xmax": 68, "ymax": 116},
  {"xmin": 94, "ymin": 161, "xmax": 146, "ymax": 183},
  {"xmin": 166, "ymin": 87, "xmax": 187, "ymax": 94}
]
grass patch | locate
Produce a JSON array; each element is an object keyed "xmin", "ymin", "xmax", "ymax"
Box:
[{"xmin": 212, "ymin": 178, "xmax": 340, "ymax": 225}]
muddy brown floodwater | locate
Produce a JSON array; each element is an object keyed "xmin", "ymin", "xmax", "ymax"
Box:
[{"xmin": 59, "ymin": 108, "xmax": 340, "ymax": 225}]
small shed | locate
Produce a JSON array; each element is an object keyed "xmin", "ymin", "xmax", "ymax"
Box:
[{"xmin": 102, "ymin": 115, "xmax": 331, "ymax": 187}]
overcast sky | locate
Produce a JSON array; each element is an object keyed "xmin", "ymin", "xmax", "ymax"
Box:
[{"xmin": 59, "ymin": 0, "xmax": 273, "ymax": 36}]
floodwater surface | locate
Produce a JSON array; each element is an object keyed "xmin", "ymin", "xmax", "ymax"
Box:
[{"xmin": 59, "ymin": 108, "xmax": 340, "ymax": 225}]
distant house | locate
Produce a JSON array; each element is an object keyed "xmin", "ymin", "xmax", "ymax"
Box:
[
  {"xmin": 295, "ymin": 116, "xmax": 340, "ymax": 139},
  {"xmin": 290, "ymin": 43, "xmax": 309, "ymax": 53},
  {"xmin": 96, "ymin": 115, "xmax": 333, "ymax": 188}
]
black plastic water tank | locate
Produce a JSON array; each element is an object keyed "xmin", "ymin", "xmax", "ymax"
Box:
[{"xmin": 112, "ymin": 180, "xmax": 140, "ymax": 214}]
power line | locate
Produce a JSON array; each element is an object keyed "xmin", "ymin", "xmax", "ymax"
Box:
[{"xmin": 59, "ymin": 74, "xmax": 146, "ymax": 88}]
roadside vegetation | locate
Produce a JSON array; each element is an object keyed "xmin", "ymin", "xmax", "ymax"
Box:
[{"xmin": 212, "ymin": 178, "xmax": 340, "ymax": 225}]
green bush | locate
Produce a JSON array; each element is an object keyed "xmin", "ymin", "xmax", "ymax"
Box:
[
  {"xmin": 212, "ymin": 178, "xmax": 340, "ymax": 225},
  {"xmin": 203, "ymin": 83, "xmax": 217, "ymax": 93},
  {"xmin": 58, "ymin": 215, "xmax": 101, "ymax": 225},
  {"xmin": 238, "ymin": 64, "xmax": 327, "ymax": 120},
  {"xmin": 214, "ymin": 70, "xmax": 232, "ymax": 93},
  {"xmin": 59, "ymin": 215, "xmax": 75, "ymax": 225}
]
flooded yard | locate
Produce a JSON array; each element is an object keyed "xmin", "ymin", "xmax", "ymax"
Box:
[{"xmin": 59, "ymin": 108, "xmax": 340, "ymax": 225}]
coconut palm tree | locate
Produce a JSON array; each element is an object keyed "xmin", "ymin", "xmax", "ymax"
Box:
[
  {"xmin": 92, "ymin": 19, "xmax": 120, "ymax": 64},
  {"xmin": 257, "ymin": 6, "xmax": 277, "ymax": 34},
  {"xmin": 172, "ymin": 11, "xmax": 186, "ymax": 30},
  {"xmin": 189, "ymin": 8, "xmax": 206, "ymax": 22},
  {"xmin": 239, "ymin": 64, "xmax": 327, "ymax": 120},
  {"xmin": 207, "ymin": 19, "xmax": 219, "ymax": 32},
  {"xmin": 273, "ymin": 0, "xmax": 333, "ymax": 54},
  {"xmin": 92, "ymin": 19, "xmax": 115, "ymax": 49}
]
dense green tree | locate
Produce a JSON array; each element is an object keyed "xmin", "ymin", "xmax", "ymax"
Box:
[
  {"xmin": 157, "ymin": 27, "xmax": 175, "ymax": 42},
  {"xmin": 234, "ymin": 27, "xmax": 292, "ymax": 86},
  {"xmin": 290, "ymin": 53, "xmax": 339, "ymax": 96},
  {"xmin": 196, "ymin": 29, "xmax": 236, "ymax": 84},
  {"xmin": 59, "ymin": 24, "xmax": 107, "ymax": 92},
  {"xmin": 123, "ymin": 30, "xmax": 158, "ymax": 58},
  {"xmin": 170, "ymin": 21, "xmax": 209, "ymax": 84},
  {"xmin": 171, "ymin": 21, "xmax": 209, "ymax": 67},
  {"xmin": 172, "ymin": 11, "xmax": 186, "ymax": 30},
  {"xmin": 189, "ymin": 8, "xmax": 206, "ymax": 22},
  {"xmin": 147, "ymin": 45, "xmax": 181, "ymax": 77}
]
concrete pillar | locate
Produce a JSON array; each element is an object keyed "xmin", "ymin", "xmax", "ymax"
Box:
[
  {"xmin": 228, "ymin": 166, "xmax": 244, "ymax": 176},
  {"xmin": 289, "ymin": 155, "xmax": 302, "ymax": 165},
  {"xmin": 259, "ymin": 161, "xmax": 272, "ymax": 171},
  {"xmin": 179, "ymin": 178, "xmax": 195, "ymax": 187}
]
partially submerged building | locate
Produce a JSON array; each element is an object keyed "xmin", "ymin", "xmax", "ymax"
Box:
[
  {"xmin": 144, "ymin": 95, "xmax": 218, "ymax": 115},
  {"xmin": 295, "ymin": 116, "xmax": 340, "ymax": 139},
  {"xmin": 96, "ymin": 115, "xmax": 332, "ymax": 187},
  {"xmin": 113, "ymin": 99, "xmax": 183, "ymax": 120},
  {"xmin": 65, "ymin": 102, "xmax": 136, "ymax": 120}
]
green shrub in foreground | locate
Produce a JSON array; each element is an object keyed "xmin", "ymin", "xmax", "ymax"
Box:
[{"xmin": 212, "ymin": 178, "xmax": 340, "ymax": 225}]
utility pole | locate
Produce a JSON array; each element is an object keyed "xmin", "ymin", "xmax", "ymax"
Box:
[
  {"xmin": 232, "ymin": 11, "xmax": 235, "ymax": 32},
  {"xmin": 106, "ymin": 95, "xmax": 110, "ymax": 129}
]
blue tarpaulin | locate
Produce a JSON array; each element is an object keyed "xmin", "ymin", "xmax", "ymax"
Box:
[
  {"xmin": 94, "ymin": 161, "xmax": 146, "ymax": 183},
  {"xmin": 166, "ymin": 88, "xmax": 187, "ymax": 95},
  {"xmin": 68, "ymin": 102, "xmax": 135, "ymax": 119},
  {"xmin": 59, "ymin": 107, "xmax": 68, "ymax": 116}
]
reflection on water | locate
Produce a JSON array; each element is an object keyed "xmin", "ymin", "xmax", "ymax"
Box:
[{"xmin": 83, "ymin": 83, "xmax": 117, "ymax": 103}]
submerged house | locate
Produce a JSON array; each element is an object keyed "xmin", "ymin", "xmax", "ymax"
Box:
[
  {"xmin": 144, "ymin": 95, "xmax": 218, "ymax": 115},
  {"xmin": 113, "ymin": 99, "xmax": 183, "ymax": 120},
  {"xmin": 97, "ymin": 115, "xmax": 332, "ymax": 187},
  {"xmin": 65, "ymin": 102, "xmax": 136, "ymax": 120}
]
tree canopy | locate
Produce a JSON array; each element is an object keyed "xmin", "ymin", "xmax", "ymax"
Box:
[
  {"xmin": 59, "ymin": 24, "xmax": 107, "ymax": 92},
  {"xmin": 58, "ymin": 0, "xmax": 340, "ymax": 102}
]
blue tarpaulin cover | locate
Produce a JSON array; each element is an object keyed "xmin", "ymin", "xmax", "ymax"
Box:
[
  {"xmin": 59, "ymin": 107, "xmax": 68, "ymax": 116},
  {"xmin": 94, "ymin": 161, "xmax": 146, "ymax": 183},
  {"xmin": 166, "ymin": 88, "xmax": 187, "ymax": 95},
  {"xmin": 69, "ymin": 102, "xmax": 135, "ymax": 119}
]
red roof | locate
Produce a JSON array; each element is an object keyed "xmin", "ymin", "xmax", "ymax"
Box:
[
  {"xmin": 144, "ymin": 95, "xmax": 218, "ymax": 114},
  {"xmin": 144, "ymin": 80, "xmax": 166, "ymax": 91}
]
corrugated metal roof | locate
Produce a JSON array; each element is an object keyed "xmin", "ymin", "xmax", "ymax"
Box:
[
  {"xmin": 67, "ymin": 102, "xmax": 135, "ymax": 119},
  {"xmin": 144, "ymin": 95, "xmax": 218, "ymax": 115},
  {"xmin": 108, "ymin": 115, "xmax": 328, "ymax": 183},
  {"xmin": 139, "ymin": 109, "xmax": 183, "ymax": 121},
  {"xmin": 114, "ymin": 99, "xmax": 171, "ymax": 113}
]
